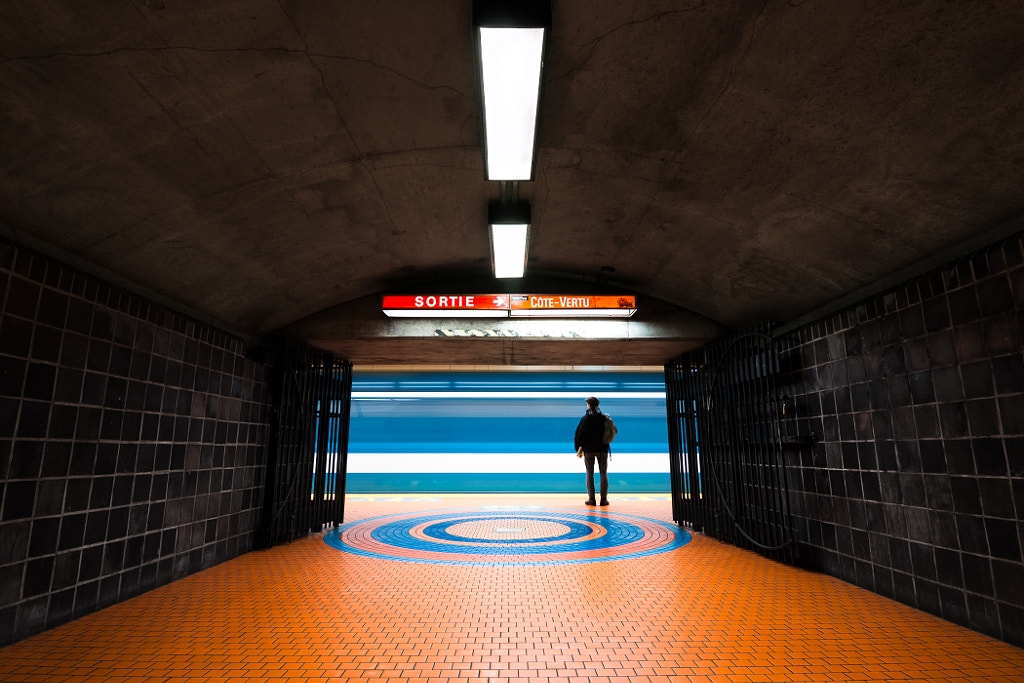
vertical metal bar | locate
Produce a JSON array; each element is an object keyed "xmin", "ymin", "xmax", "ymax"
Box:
[
  {"xmin": 327, "ymin": 360, "xmax": 337, "ymax": 524},
  {"xmin": 665, "ymin": 363, "xmax": 681, "ymax": 524},
  {"xmin": 690, "ymin": 366, "xmax": 704, "ymax": 531},
  {"xmin": 340, "ymin": 359, "xmax": 353, "ymax": 525},
  {"xmin": 314, "ymin": 354, "xmax": 328, "ymax": 532}
]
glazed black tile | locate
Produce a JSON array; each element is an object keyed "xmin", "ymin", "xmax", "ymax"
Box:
[
  {"xmin": 15, "ymin": 400, "xmax": 49, "ymax": 438},
  {"xmin": 978, "ymin": 275, "xmax": 1014, "ymax": 317},
  {"xmin": 953, "ymin": 325, "xmax": 986, "ymax": 362},
  {"xmin": 93, "ymin": 443, "xmax": 117, "ymax": 476},
  {"xmin": 22, "ymin": 556, "xmax": 53, "ymax": 597},
  {"xmin": 899, "ymin": 472, "xmax": 926, "ymax": 506},
  {"xmin": 63, "ymin": 478, "xmax": 92, "ymax": 513},
  {"xmin": 978, "ymin": 478, "xmax": 1015, "ymax": 519},
  {"xmin": 58, "ymin": 513, "xmax": 87, "ymax": 550},
  {"xmin": 992, "ymin": 354, "xmax": 1024, "ymax": 394},
  {"xmin": 908, "ymin": 371, "xmax": 935, "ymax": 404},
  {"xmin": 109, "ymin": 345, "xmax": 132, "ymax": 377},
  {"xmin": 100, "ymin": 411, "xmax": 123, "ymax": 440},
  {"xmin": 892, "ymin": 406, "xmax": 916, "ymax": 440},
  {"xmin": 127, "ymin": 506, "xmax": 148, "ymax": 537},
  {"xmin": 861, "ymin": 471, "xmax": 881, "ymax": 501},
  {"xmin": 958, "ymin": 360, "xmax": 991, "ymax": 397},
  {"xmin": 879, "ymin": 314, "xmax": 901, "ymax": 345},
  {"xmin": 29, "ymin": 517, "xmax": 60, "ymax": 557},
  {"xmin": 0, "ymin": 356, "xmax": 26, "ymax": 397},
  {"xmin": 948, "ymin": 287, "xmax": 981, "ymax": 326},
  {"xmin": 48, "ymin": 404, "xmax": 77, "ymax": 440},
  {"xmin": 961, "ymin": 553, "xmax": 994, "ymax": 597},
  {"xmin": 909, "ymin": 541, "xmax": 937, "ymax": 578},
  {"xmin": 0, "ymin": 317, "xmax": 32, "ymax": 357},
  {"xmin": 949, "ymin": 477, "xmax": 982, "ymax": 515},
  {"xmin": 85, "ymin": 340, "xmax": 110, "ymax": 372},
  {"xmin": 105, "ymin": 507, "xmax": 130, "ymax": 542},
  {"xmin": 1008, "ymin": 439, "xmax": 1024, "ymax": 477},
  {"xmin": 888, "ymin": 376, "xmax": 913, "ymax": 409},
  {"xmin": 914, "ymin": 405, "xmax": 941, "ymax": 439},
  {"xmin": 991, "ymin": 562, "xmax": 1024, "ymax": 614},
  {"xmin": 36, "ymin": 289, "xmax": 68, "ymax": 328},
  {"xmin": 53, "ymin": 368, "xmax": 84, "ymax": 403},
  {"xmin": 934, "ymin": 547, "xmax": 964, "ymax": 587},
  {"xmin": 79, "ymin": 374, "xmax": 111, "ymax": 410},
  {"xmin": 6, "ymin": 277, "xmax": 40, "ymax": 319},
  {"xmin": 30, "ymin": 324, "xmax": 62, "ymax": 363},
  {"xmin": 32, "ymin": 481, "xmax": 65, "ymax": 518},
  {"xmin": 996, "ymin": 397, "xmax": 1024, "ymax": 441},
  {"xmin": 51, "ymin": 552, "xmax": 81, "ymax": 593},
  {"xmin": 103, "ymin": 377, "xmax": 126, "ymax": 409},
  {"xmin": 972, "ymin": 438, "xmax": 1008, "ymax": 476},
  {"xmin": 923, "ymin": 298, "xmax": 951, "ymax": 332},
  {"xmin": 9, "ymin": 441, "xmax": 43, "ymax": 481},
  {"xmin": 924, "ymin": 475, "xmax": 954, "ymax": 512},
  {"xmin": 926, "ymin": 331, "xmax": 957, "ymax": 367},
  {"xmin": 919, "ymin": 440, "xmax": 946, "ymax": 473},
  {"xmin": 881, "ymin": 345, "xmax": 906, "ymax": 376},
  {"xmin": 40, "ymin": 443, "xmax": 71, "ymax": 478},
  {"xmin": 120, "ymin": 411, "xmax": 141, "ymax": 441},
  {"xmin": 84, "ymin": 510, "xmax": 108, "ymax": 545},
  {"xmin": 868, "ymin": 413, "xmax": 892, "ymax": 446},
  {"xmin": 965, "ymin": 398, "xmax": 1000, "ymax": 436},
  {"xmin": 899, "ymin": 306, "xmax": 926, "ymax": 339},
  {"xmin": 111, "ymin": 475, "xmax": 133, "ymax": 504},
  {"xmin": 931, "ymin": 365, "xmax": 963, "ymax": 402}
]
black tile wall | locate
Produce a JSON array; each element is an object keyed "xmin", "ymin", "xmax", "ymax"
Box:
[
  {"xmin": 0, "ymin": 238, "xmax": 271, "ymax": 645},
  {"xmin": 779, "ymin": 232, "xmax": 1024, "ymax": 647}
]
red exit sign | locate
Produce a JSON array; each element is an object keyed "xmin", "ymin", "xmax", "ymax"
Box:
[
  {"xmin": 381, "ymin": 294, "xmax": 637, "ymax": 318},
  {"xmin": 382, "ymin": 294, "xmax": 509, "ymax": 310}
]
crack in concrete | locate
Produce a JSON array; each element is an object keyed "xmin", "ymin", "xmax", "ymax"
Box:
[
  {"xmin": 679, "ymin": 0, "xmax": 768, "ymax": 159},
  {"xmin": 619, "ymin": 0, "xmax": 770, "ymax": 271},
  {"xmin": 271, "ymin": 1, "xmax": 397, "ymax": 234},
  {"xmin": 553, "ymin": 1, "xmax": 717, "ymax": 82},
  {"xmin": 0, "ymin": 44, "xmax": 472, "ymax": 100}
]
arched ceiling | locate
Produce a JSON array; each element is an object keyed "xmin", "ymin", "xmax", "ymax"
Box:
[{"xmin": 2, "ymin": 1, "xmax": 1023, "ymax": 364}]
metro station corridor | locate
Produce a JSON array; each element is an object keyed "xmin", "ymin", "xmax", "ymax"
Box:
[
  {"xmin": 1, "ymin": 494, "xmax": 1022, "ymax": 682},
  {"xmin": 4, "ymin": 3, "xmax": 1024, "ymax": 679}
]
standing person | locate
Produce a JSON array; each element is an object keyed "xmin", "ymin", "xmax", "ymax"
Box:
[{"xmin": 574, "ymin": 396, "xmax": 609, "ymax": 506}]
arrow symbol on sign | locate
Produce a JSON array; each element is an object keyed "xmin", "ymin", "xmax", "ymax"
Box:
[{"xmin": 492, "ymin": 296, "xmax": 506, "ymax": 307}]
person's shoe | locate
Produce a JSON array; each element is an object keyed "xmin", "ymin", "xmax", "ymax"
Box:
[
  {"xmin": 599, "ymin": 500, "xmax": 610, "ymax": 506},
  {"xmin": 584, "ymin": 499, "xmax": 597, "ymax": 505}
]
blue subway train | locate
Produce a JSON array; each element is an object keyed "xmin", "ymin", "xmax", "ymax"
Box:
[{"xmin": 345, "ymin": 370, "xmax": 671, "ymax": 493}]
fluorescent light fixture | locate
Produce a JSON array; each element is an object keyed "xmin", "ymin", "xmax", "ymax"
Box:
[
  {"xmin": 382, "ymin": 309, "xmax": 508, "ymax": 318},
  {"xmin": 491, "ymin": 224, "xmax": 528, "ymax": 278},
  {"xmin": 489, "ymin": 201, "xmax": 530, "ymax": 278},
  {"xmin": 474, "ymin": 0, "xmax": 550, "ymax": 181}
]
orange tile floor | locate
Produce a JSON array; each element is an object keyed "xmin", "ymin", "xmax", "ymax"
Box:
[{"xmin": 1, "ymin": 494, "xmax": 1022, "ymax": 682}]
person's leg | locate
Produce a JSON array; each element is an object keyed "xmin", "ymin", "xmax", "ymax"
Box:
[
  {"xmin": 584, "ymin": 452, "xmax": 596, "ymax": 503},
  {"xmin": 597, "ymin": 452, "xmax": 609, "ymax": 504}
]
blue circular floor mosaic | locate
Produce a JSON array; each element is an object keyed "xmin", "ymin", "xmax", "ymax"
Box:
[{"xmin": 323, "ymin": 507, "xmax": 691, "ymax": 566}]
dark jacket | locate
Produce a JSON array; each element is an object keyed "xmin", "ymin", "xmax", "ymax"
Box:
[{"xmin": 574, "ymin": 408, "xmax": 608, "ymax": 454}]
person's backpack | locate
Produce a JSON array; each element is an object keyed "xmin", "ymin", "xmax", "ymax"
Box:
[{"xmin": 602, "ymin": 414, "xmax": 617, "ymax": 444}]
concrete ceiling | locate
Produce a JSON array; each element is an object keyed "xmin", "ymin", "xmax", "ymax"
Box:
[{"xmin": 2, "ymin": 1, "xmax": 1023, "ymax": 364}]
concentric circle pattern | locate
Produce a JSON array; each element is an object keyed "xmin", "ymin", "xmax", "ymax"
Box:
[{"xmin": 324, "ymin": 507, "xmax": 691, "ymax": 566}]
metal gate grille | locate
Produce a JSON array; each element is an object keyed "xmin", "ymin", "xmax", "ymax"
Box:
[
  {"xmin": 260, "ymin": 344, "xmax": 352, "ymax": 547},
  {"xmin": 665, "ymin": 327, "xmax": 795, "ymax": 562}
]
